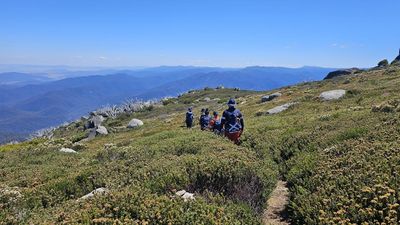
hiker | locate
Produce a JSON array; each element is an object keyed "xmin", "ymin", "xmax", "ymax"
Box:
[
  {"xmin": 209, "ymin": 111, "xmax": 222, "ymax": 134},
  {"xmin": 221, "ymin": 98, "xmax": 244, "ymax": 144},
  {"xmin": 199, "ymin": 108, "xmax": 205, "ymax": 126},
  {"xmin": 200, "ymin": 108, "xmax": 211, "ymax": 130},
  {"xmin": 185, "ymin": 107, "xmax": 194, "ymax": 128}
]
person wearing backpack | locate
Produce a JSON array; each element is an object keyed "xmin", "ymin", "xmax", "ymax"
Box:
[
  {"xmin": 200, "ymin": 108, "xmax": 211, "ymax": 130},
  {"xmin": 185, "ymin": 107, "xmax": 194, "ymax": 128},
  {"xmin": 199, "ymin": 108, "xmax": 205, "ymax": 127},
  {"xmin": 221, "ymin": 98, "xmax": 244, "ymax": 144},
  {"xmin": 210, "ymin": 111, "xmax": 222, "ymax": 134}
]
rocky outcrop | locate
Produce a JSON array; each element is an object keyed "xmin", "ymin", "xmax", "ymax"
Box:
[
  {"xmin": 319, "ymin": 90, "xmax": 346, "ymax": 101},
  {"xmin": 391, "ymin": 49, "xmax": 400, "ymax": 65},
  {"xmin": 84, "ymin": 115, "xmax": 105, "ymax": 130},
  {"xmin": 323, "ymin": 68, "xmax": 363, "ymax": 80},
  {"xmin": 88, "ymin": 129, "xmax": 97, "ymax": 140},
  {"xmin": 377, "ymin": 59, "xmax": 389, "ymax": 68},
  {"xmin": 84, "ymin": 120, "xmax": 94, "ymax": 130},
  {"xmin": 91, "ymin": 115, "xmax": 105, "ymax": 127},
  {"xmin": 59, "ymin": 148, "xmax": 77, "ymax": 153},
  {"xmin": 127, "ymin": 119, "xmax": 144, "ymax": 128},
  {"xmin": 82, "ymin": 114, "xmax": 109, "ymax": 139},
  {"xmin": 261, "ymin": 92, "xmax": 282, "ymax": 102},
  {"xmin": 267, "ymin": 102, "xmax": 298, "ymax": 114}
]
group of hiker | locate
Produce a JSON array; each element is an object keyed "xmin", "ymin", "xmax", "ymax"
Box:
[{"xmin": 185, "ymin": 98, "xmax": 244, "ymax": 144}]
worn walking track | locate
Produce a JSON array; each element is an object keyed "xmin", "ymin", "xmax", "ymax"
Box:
[{"xmin": 263, "ymin": 180, "xmax": 290, "ymax": 225}]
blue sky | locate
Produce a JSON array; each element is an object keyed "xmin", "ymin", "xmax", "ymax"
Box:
[{"xmin": 1, "ymin": 0, "xmax": 399, "ymax": 68}]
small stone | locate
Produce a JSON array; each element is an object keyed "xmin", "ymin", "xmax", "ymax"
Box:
[
  {"xmin": 79, "ymin": 188, "xmax": 108, "ymax": 200},
  {"xmin": 182, "ymin": 192, "xmax": 195, "ymax": 201},
  {"xmin": 323, "ymin": 145, "xmax": 337, "ymax": 153},
  {"xmin": 104, "ymin": 143, "xmax": 116, "ymax": 149},
  {"xmin": 348, "ymin": 106, "xmax": 364, "ymax": 111},
  {"xmin": 176, "ymin": 190, "xmax": 186, "ymax": 196},
  {"xmin": 175, "ymin": 190, "xmax": 195, "ymax": 202},
  {"xmin": 59, "ymin": 148, "xmax": 77, "ymax": 153}
]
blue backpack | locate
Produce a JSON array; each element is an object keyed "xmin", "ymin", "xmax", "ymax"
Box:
[
  {"xmin": 223, "ymin": 109, "xmax": 242, "ymax": 133},
  {"xmin": 200, "ymin": 115, "xmax": 210, "ymax": 128},
  {"xmin": 186, "ymin": 111, "xmax": 193, "ymax": 122}
]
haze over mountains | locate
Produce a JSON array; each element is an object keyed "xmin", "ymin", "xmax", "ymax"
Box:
[
  {"xmin": 0, "ymin": 65, "xmax": 335, "ymax": 143},
  {"xmin": 0, "ymin": 72, "xmax": 53, "ymax": 86}
]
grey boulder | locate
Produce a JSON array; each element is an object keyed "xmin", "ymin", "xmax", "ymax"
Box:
[
  {"xmin": 267, "ymin": 102, "xmax": 298, "ymax": 114},
  {"xmin": 261, "ymin": 92, "xmax": 282, "ymax": 102},
  {"xmin": 319, "ymin": 90, "xmax": 346, "ymax": 101},
  {"xmin": 127, "ymin": 119, "xmax": 144, "ymax": 128},
  {"xmin": 91, "ymin": 115, "xmax": 105, "ymax": 127},
  {"xmin": 96, "ymin": 126, "xmax": 108, "ymax": 135}
]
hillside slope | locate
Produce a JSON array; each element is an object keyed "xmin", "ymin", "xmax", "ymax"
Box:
[{"xmin": 1, "ymin": 65, "xmax": 400, "ymax": 224}]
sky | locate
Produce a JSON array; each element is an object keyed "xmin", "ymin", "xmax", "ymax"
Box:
[{"xmin": 0, "ymin": 0, "xmax": 399, "ymax": 68}]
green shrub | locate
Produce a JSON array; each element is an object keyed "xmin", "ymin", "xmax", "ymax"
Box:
[{"xmin": 337, "ymin": 127, "xmax": 368, "ymax": 141}]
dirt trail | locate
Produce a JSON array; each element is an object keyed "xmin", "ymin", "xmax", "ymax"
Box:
[{"xmin": 263, "ymin": 180, "xmax": 290, "ymax": 225}]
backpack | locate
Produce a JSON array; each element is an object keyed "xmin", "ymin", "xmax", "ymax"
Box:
[
  {"xmin": 213, "ymin": 119, "xmax": 222, "ymax": 131},
  {"xmin": 200, "ymin": 115, "xmax": 210, "ymax": 128},
  {"xmin": 223, "ymin": 109, "xmax": 242, "ymax": 133},
  {"xmin": 186, "ymin": 112, "xmax": 193, "ymax": 122}
]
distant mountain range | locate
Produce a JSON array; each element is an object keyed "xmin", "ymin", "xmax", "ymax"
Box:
[
  {"xmin": 0, "ymin": 72, "xmax": 53, "ymax": 86},
  {"xmin": 0, "ymin": 66, "xmax": 336, "ymax": 143}
]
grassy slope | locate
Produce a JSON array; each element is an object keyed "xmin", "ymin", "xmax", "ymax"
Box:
[{"xmin": 1, "ymin": 66, "xmax": 400, "ymax": 224}]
